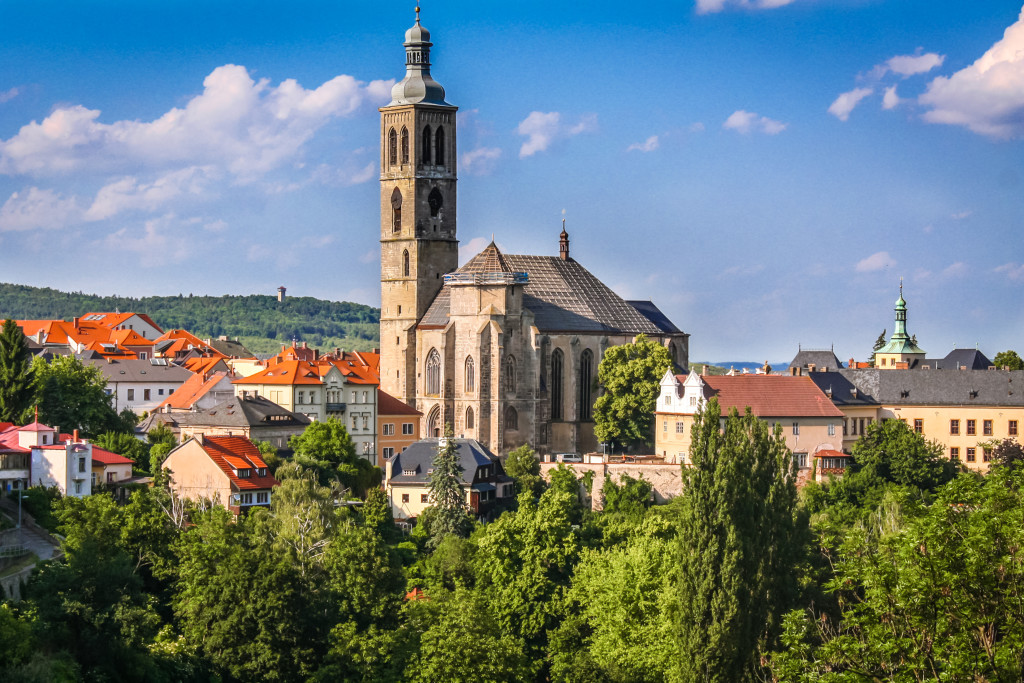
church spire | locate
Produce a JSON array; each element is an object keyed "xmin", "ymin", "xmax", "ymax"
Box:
[
  {"xmin": 559, "ymin": 219, "xmax": 570, "ymax": 261},
  {"xmin": 388, "ymin": 5, "xmax": 450, "ymax": 106}
]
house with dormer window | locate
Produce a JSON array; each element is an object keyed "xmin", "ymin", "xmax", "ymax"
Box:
[{"xmin": 161, "ymin": 435, "xmax": 279, "ymax": 515}]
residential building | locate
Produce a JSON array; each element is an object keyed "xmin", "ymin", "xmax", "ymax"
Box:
[
  {"xmin": 162, "ymin": 435, "xmax": 279, "ymax": 514},
  {"xmin": 655, "ymin": 371, "xmax": 846, "ymax": 481},
  {"xmin": 377, "ymin": 16, "xmax": 689, "ymax": 457},
  {"xmin": 232, "ymin": 359, "xmax": 326, "ymax": 422},
  {"xmin": 157, "ymin": 370, "xmax": 236, "ymax": 413},
  {"xmin": 384, "ymin": 437, "xmax": 514, "ymax": 520},
  {"xmin": 0, "ymin": 422, "xmax": 92, "ymax": 496},
  {"xmin": 378, "ymin": 390, "xmax": 422, "ymax": 462},
  {"xmin": 91, "ymin": 448, "xmax": 134, "ymax": 487},
  {"xmin": 171, "ymin": 394, "xmax": 311, "ymax": 451},
  {"xmin": 82, "ymin": 357, "xmax": 193, "ymax": 415}
]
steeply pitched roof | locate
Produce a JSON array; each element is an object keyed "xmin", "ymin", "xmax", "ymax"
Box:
[
  {"xmin": 419, "ymin": 244, "xmax": 678, "ymax": 335},
  {"xmin": 626, "ymin": 300, "xmax": 682, "ymax": 334},
  {"xmin": 378, "ymin": 390, "xmax": 421, "ymax": 417},
  {"xmin": 933, "ymin": 349, "xmax": 994, "ymax": 371},
  {"xmin": 789, "ymin": 349, "xmax": 844, "ymax": 372},
  {"xmin": 232, "ymin": 360, "xmax": 323, "ymax": 386},
  {"xmin": 698, "ymin": 375, "xmax": 844, "ymax": 418},
  {"xmin": 808, "ymin": 369, "xmax": 1024, "ymax": 407},
  {"xmin": 193, "ymin": 436, "xmax": 279, "ymax": 490},
  {"xmin": 175, "ymin": 394, "xmax": 311, "ymax": 429},
  {"xmin": 159, "ymin": 371, "xmax": 232, "ymax": 410},
  {"xmin": 389, "ymin": 438, "xmax": 500, "ymax": 486}
]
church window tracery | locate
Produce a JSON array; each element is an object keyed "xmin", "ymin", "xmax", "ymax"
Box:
[
  {"xmin": 465, "ymin": 356, "xmax": 475, "ymax": 392},
  {"xmin": 391, "ymin": 188, "xmax": 402, "ymax": 232},
  {"xmin": 579, "ymin": 349, "xmax": 594, "ymax": 421},
  {"xmin": 551, "ymin": 349, "xmax": 564, "ymax": 420},
  {"xmin": 400, "ymin": 127, "xmax": 410, "ymax": 164},
  {"xmin": 435, "ymin": 126, "xmax": 445, "ymax": 165},
  {"xmin": 388, "ymin": 128, "xmax": 397, "ymax": 166},
  {"xmin": 422, "ymin": 125, "xmax": 432, "ymax": 164},
  {"xmin": 426, "ymin": 349, "xmax": 441, "ymax": 396}
]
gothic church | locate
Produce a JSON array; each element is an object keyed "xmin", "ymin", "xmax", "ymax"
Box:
[{"xmin": 379, "ymin": 11, "xmax": 689, "ymax": 456}]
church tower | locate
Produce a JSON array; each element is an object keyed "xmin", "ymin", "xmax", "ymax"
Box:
[{"xmin": 379, "ymin": 9, "xmax": 458, "ymax": 406}]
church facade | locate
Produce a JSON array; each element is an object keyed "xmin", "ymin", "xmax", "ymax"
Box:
[{"xmin": 379, "ymin": 12, "xmax": 689, "ymax": 456}]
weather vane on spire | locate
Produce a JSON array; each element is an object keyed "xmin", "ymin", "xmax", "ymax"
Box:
[
  {"xmin": 415, "ymin": 1, "xmax": 421, "ymax": 22},
  {"xmin": 900, "ymin": 276, "xmax": 903, "ymax": 296}
]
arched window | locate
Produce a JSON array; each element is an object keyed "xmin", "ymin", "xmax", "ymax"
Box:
[
  {"xmin": 388, "ymin": 128, "xmax": 397, "ymax": 166},
  {"xmin": 465, "ymin": 356, "xmax": 475, "ymax": 392},
  {"xmin": 504, "ymin": 406, "xmax": 518, "ymax": 431},
  {"xmin": 422, "ymin": 125, "xmax": 432, "ymax": 165},
  {"xmin": 426, "ymin": 348, "xmax": 441, "ymax": 396},
  {"xmin": 466, "ymin": 406, "xmax": 475, "ymax": 430},
  {"xmin": 505, "ymin": 355, "xmax": 516, "ymax": 394},
  {"xmin": 403, "ymin": 249, "xmax": 410, "ymax": 278},
  {"xmin": 435, "ymin": 126, "xmax": 445, "ymax": 166},
  {"xmin": 400, "ymin": 127, "xmax": 409, "ymax": 164},
  {"xmin": 579, "ymin": 349, "xmax": 594, "ymax": 421},
  {"xmin": 428, "ymin": 188, "xmax": 443, "ymax": 218},
  {"xmin": 391, "ymin": 188, "xmax": 402, "ymax": 233},
  {"xmin": 551, "ymin": 348, "xmax": 564, "ymax": 420},
  {"xmin": 426, "ymin": 405, "xmax": 440, "ymax": 438}
]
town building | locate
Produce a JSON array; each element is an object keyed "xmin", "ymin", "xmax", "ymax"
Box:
[
  {"xmin": 378, "ymin": 390, "xmax": 422, "ymax": 462},
  {"xmin": 162, "ymin": 435, "xmax": 279, "ymax": 514},
  {"xmin": 383, "ymin": 437, "xmax": 514, "ymax": 520},
  {"xmin": 82, "ymin": 357, "xmax": 193, "ymax": 415},
  {"xmin": 874, "ymin": 283, "xmax": 927, "ymax": 369},
  {"xmin": 0, "ymin": 422, "xmax": 93, "ymax": 496},
  {"xmin": 655, "ymin": 371, "xmax": 846, "ymax": 481},
  {"xmin": 91, "ymin": 448, "xmax": 134, "ymax": 487},
  {"xmin": 377, "ymin": 13, "xmax": 688, "ymax": 457},
  {"xmin": 157, "ymin": 370, "xmax": 236, "ymax": 413},
  {"xmin": 171, "ymin": 394, "xmax": 311, "ymax": 451}
]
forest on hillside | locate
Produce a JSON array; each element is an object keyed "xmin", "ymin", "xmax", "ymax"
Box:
[{"xmin": 0, "ymin": 282, "xmax": 380, "ymax": 352}]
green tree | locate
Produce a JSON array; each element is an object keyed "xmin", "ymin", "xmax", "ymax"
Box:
[
  {"xmin": 32, "ymin": 354, "xmax": 123, "ymax": 436},
  {"xmin": 289, "ymin": 417, "xmax": 380, "ymax": 496},
  {"xmin": 0, "ymin": 318, "xmax": 37, "ymax": 424},
  {"xmin": 870, "ymin": 329, "xmax": 886, "ymax": 365},
  {"xmin": 669, "ymin": 398, "xmax": 802, "ymax": 683},
  {"xmin": 594, "ymin": 334, "xmax": 673, "ymax": 450},
  {"xmin": 993, "ymin": 349, "xmax": 1024, "ymax": 370},
  {"xmin": 504, "ymin": 443, "xmax": 544, "ymax": 499},
  {"xmin": 992, "ymin": 437, "xmax": 1024, "ymax": 469},
  {"xmin": 94, "ymin": 430, "xmax": 149, "ymax": 464},
  {"xmin": 427, "ymin": 424, "xmax": 473, "ymax": 548}
]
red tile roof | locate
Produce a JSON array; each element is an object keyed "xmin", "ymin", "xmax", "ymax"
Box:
[
  {"xmin": 813, "ymin": 449, "xmax": 849, "ymax": 459},
  {"xmin": 182, "ymin": 356, "xmax": 227, "ymax": 374},
  {"xmin": 159, "ymin": 370, "xmax": 230, "ymax": 410},
  {"xmin": 378, "ymin": 390, "xmax": 421, "ymax": 417},
  {"xmin": 198, "ymin": 436, "xmax": 278, "ymax": 490},
  {"xmin": 697, "ymin": 375, "xmax": 844, "ymax": 419},
  {"xmin": 91, "ymin": 447, "xmax": 134, "ymax": 465},
  {"xmin": 232, "ymin": 360, "xmax": 323, "ymax": 386}
]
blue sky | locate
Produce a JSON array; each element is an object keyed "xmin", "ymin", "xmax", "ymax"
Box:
[{"xmin": 1, "ymin": 1, "xmax": 1022, "ymax": 363}]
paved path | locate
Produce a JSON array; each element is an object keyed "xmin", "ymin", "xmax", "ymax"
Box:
[{"xmin": 0, "ymin": 499, "xmax": 61, "ymax": 601}]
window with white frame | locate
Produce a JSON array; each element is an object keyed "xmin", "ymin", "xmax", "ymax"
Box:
[
  {"xmin": 402, "ymin": 423, "xmax": 414, "ymax": 435},
  {"xmin": 383, "ymin": 423, "xmax": 395, "ymax": 436}
]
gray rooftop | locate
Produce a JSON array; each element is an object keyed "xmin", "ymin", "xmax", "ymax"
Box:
[
  {"xmin": 83, "ymin": 357, "xmax": 193, "ymax": 384},
  {"xmin": 927, "ymin": 349, "xmax": 994, "ymax": 371},
  {"xmin": 172, "ymin": 394, "xmax": 311, "ymax": 429},
  {"xmin": 789, "ymin": 349, "xmax": 845, "ymax": 372},
  {"xmin": 808, "ymin": 369, "xmax": 1024, "ymax": 407},
  {"xmin": 204, "ymin": 337, "xmax": 255, "ymax": 359},
  {"xmin": 389, "ymin": 438, "xmax": 503, "ymax": 486}
]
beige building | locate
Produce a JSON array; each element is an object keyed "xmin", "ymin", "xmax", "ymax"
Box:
[
  {"xmin": 162, "ymin": 435, "xmax": 279, "ymax": 514},
  {"xmin": 378, "ymin": 15, "xmax": 688, "ymax": 457},
  {"xmin": 655, "ymin": 371, "xmax": 845, "ymax": 481}
]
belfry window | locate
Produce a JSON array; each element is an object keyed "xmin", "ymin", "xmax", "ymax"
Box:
[
  {"xmin": 391, "ymin": 188, "xmax": 402, "ymax": 233},
  {"xmin": 403, "ymin": 249, "xmax": 410, "ymax": 277},
  {"xmin": 400, "ymin": 127, "xmax": 409, "ymax": 164},
  {"xmin": 422, "ymin": 125, "xmax": 432, "ymax": 165},
  {"xmin": 551, "ymin": 349, "xmax": 564, "ymax": 420},
  {"xmin": 465, "ymin": 356, "xmax": 475, "ymax": 392},
  {"xmin": 388, "ymin": 128, "xmax": 397, "ymax": 166},
  {"xmin": 428, "ymin": 188, "xmax": 443, "ymax": 218},
  {"xmin": 426, "ymin": 349, "xmax": 441, "ymax": 396},
  {"xmin": 579, "ymin": 349, "xmax": 594, "ymax": 421},
  {"xmin": 435, "ymin": 126, "xmax": 445, "ymax": 166}
]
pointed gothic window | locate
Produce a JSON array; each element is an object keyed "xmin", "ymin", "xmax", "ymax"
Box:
[
  {"xmin": 388, "ymin": 128, "xmax": 397, "ymax": 166},
  {"xmin": 435, "ymin": 126, "xmax": 445, "ymax": 166},
  {"xmin": 504, "ymin": 406, "xmax": 518, "ymax": 431},
  {"xmin": 505, "ymin": 355, "xmax": 516, "ymax": 394},
  {"xmin": 403, "ymin": 249, "xmax": 410, "ymax": 277},
  {"xmin": 465, "ymin": 356, "xmax": 475, "ymax": 392},
  {"xmin": 579, "ymin": 349, "xmax": 594, "ymax": 421},
  {"xmin": 426, "ymin": 405, "xmax": 440, "ymax": 438},
  {"xmin": 391, "ymin": 188, "xmax": 402, "ymax": 233},
  {"xmin": 551, "ymin": 349, "xmax": 564, "ymax": 420},
  {"xmin": 400, "ymin": 127, "xmax": 410, "ymax": 164},
  {"xmin": 422, "ymin": 125, "xmax": 432, "ymax": 165},
  {"xmin": 466, "ymin": 406, "xmax": 475, "ymax": 430},
  {"xmin": 426, "ymin": 349, "xmax": 441, "ymax": 396},
  {"xmin": 428, "ymin": 188, "xmax": 443, "ymax": 218}
]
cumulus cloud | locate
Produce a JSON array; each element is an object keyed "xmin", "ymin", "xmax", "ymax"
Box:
[
  {"xmin": 84, "ymin": 166, "xmax": 217, "ymax": 221},
  {"xmin": 0, "ymin": 187, "xmax": 81, "ymax": 231},
  {"xmin": 0, "ymin": 65, "xmax": 392, "ymax": 179},
  {"xmin": 696, "ymin": 0, "xmax": 797, "ymax": 13},
  {"xmin": 627, "ymin": 135, "xmax": 660, "ymax": 152},
  {"xmin": 885, "ymin": 52, "xmax": 945, "ymax": 77},
  {"xmin": 722, "ymin": 110, "xmax": 787, "ymax": 135},
  {"xmin": 0, "ymin": 87, "xmax": 19, "ymax": 104},
  {"xmin": 100, "ymin": 214, "xmax": 199, "ymax": 267},
  {"xmin": 516, "ymin": 111, "xmax": 597, "ymax": 158},
  {"xmin": 995, "ymin": 262, "xmax": 1024, "ymax": 281},
  {"xmin": 855, "ymin": 251, "xmax": 896, "ymax": 272},
  {"xmin": 461, "ymin": 146, "xmax": 502, "ymax": 174},
  {"xmin": 942, "ymin": 262, "xmax": 968, "ymax": 278},
  {"xmin": 919, "ymin": 8, "xmax": 1024, "ymax": 138},
  {"xmin": 828, "ymin": 88, "xmax": 873, "ymax": 121},
  {"xmin": 882, "ymin": 85, "xmax": 901, "ymax": 110}
]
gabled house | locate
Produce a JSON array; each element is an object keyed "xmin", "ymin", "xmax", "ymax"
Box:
[
  {"xmin": 82, "ymin": 357, "xmax": 193, "ymax": 415},
  {"xmin": 0, "ymin": 422, "xmax": 93, "ymax": 496},
  {"xmin": 162, "ymin": 435, "xmax": 279, "ymax": 514},
  {"xmin": 157, "ymin": 370, "xmax": 237, "ymax": 413},
  {"xmin": 91, "ymin": 448, "xmax": 134, "ymax": 487},
  {"xmin": 172, "ymin": 394, "xmax": 311, "ymax": 451}
]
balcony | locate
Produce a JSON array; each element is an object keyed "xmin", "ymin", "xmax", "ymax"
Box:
[{"xmin": 326, "ymin": 402, "xmax": 347, "ymax": 413}]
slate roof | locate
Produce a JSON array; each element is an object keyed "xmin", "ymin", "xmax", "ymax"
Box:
[
  {"xmin": 808, "ymin": 369, "xmax": 1024, "ymax": 407},
  {"xmin": 388, "ymin": 438, "xmax": 502, "ymax": 486},
  {"xmin": 420, "ymin": 245, "xmax": 677, "ymax": 335},
  {"xmin": 173, "ymin": 395, "xmax": 312, "ymax": 429},
  {"xmin": 82, "ymin": 357, "xmax": 193, "ymax": 384},
  {"xmin": 626, "ymin": 300, "xmax": 682, "ymax": 334},
  {"xmin": 928, "ymin": 349, "xmax": 994, "ymax": 371},
  {"xmin": 789, "ymin": 349, "xmax": 845, "ymax": 372},
  {"xmin": 698, "ymin": 375, "xmax": 844, "ymax": 418},
  {"xmin": 204, "ymin": 337, "xmax": 255, "ymax": 359}
]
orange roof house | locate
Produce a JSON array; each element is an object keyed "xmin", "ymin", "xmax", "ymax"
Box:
[
  {"xmin": 162, "ymin": 435, "xmax": 279, "ymax": 514},
  {"xmin": 378, "ymin": 390, "xmax": 421, "ymax": 463},
  {"xmin": 158, "ymin": 370, "xmax": 236, "ymax": 412}
]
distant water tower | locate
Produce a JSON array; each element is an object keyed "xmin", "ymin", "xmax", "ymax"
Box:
[{"xmin": 277, "ymin": 286, "xmax": 286, "ymax": 302}]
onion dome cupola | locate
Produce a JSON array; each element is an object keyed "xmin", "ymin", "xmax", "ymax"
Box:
[{"xmin": 389, "ymin": 7, "xmax": 452, "ymax": 106}]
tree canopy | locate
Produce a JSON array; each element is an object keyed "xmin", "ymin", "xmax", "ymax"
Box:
[
  {"xmin": 594, "ymin": 334, "xmax": 674, "ymax": 450},
  {"xmin": 32, "ymin": 354, "xmax": 131, "ymax": 436},
  {"xmin": 0, "ymin": 318, "xmax": 36, "ymax": 424},
  {"xmin": 993, "ymin": 349, "xmax": 1024, "ymax": 370}
]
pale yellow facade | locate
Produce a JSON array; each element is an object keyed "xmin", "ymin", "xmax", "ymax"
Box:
[{"xmin": 883, "ymin": 404, "xmax": 1022, "ymax": 472}]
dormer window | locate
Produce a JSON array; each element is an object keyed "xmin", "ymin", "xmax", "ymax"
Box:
[
  {"xmin": 238, "ymin": 468, "xmax": 251, "ymax": 478},
  {"xmin": 402, "ymin": 468, "xmax": 416, "ymax": 476},
  {"xmin": 257, "ymin": 468, "xmax": 267, "ymax": 477}
]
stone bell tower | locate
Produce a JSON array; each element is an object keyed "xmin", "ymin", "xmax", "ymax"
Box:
[{"xmin": 379, "ymin": 8, "xmax": 458, "ymax": 407}]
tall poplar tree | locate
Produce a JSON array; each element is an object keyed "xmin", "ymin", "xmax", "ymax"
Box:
[
  {"xmin": 0, "ymin": 318, "xmax": 36, "ymax": 423},
  {"xmin": 670, "ymin": 397, "xmax": 803, "ymax": 683},
  {"xmin": 427, "ymin": 423, "xmax": 472, "ymax": 547}
]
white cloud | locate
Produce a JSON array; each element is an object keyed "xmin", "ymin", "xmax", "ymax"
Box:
[
  {"xmin": 0, "ymin": 87, "xmax": 19, "ymax": 104},
  {"xmin": 995, "ymin": 262, "xmax": 1024, "ymax": 281},
  {"xmin": 310, "ymin": 161, "xmax": 378, "ymax": 187},
  {"xmin": 347, "ymin": 162, "xmax": 377, "ymax": 185},
  {"xmin": 696, "ymin": 0, "xmax": 797, "ymax": 14},
  {"xmin": 885, "ymin": 52, "xmax": 945, "ymax": 77},
  {"xmin": 920, "ymin": 8, "xmax": 1024, "ymax": 138},
  {"xmin": 942, "ymin": 262, "xmax": 968, "ymax": 278},
  {"xmin": 516, "ymin": 111, "xmax": 597, "ymax": 158},
  {"xmin": 0, "ymin": 65, "xmax": 392, "ymax": 179},
  {"xmin": 882, "ymin": 85, "xmax": 901, "ymax": 110},
  {"xmin": 84, "ymin": 166, "xmax": 217, "ymax": 221},
  {"xmin": 722, "ymin": 110, "xmax": 787, "ymax": 135},
  {"xmin": 461, "ymin": 146, "xmax": 502, "ymax": 174},
  {"xmin": 855, "ymin": 251, "xmax": 896, "ymax": 272},
  {"xmin": 951, "ymin": 210, "xmax": 972, "ymax": 220},
  {"xmin": 828, "ymin": 88, "xmax": 873, "ymax": 121},
  {"xmin": 689, "ymin": 122, "xmax": 706, "ymax": 133},
  {"xmin": 0, "ymin": 187, "xmax": 81, "ymax": 231},
  {"xmin": 627, "ymin": 135, "xmax": 660, "ymax": 152},
  {"xmin": 101, "ymin": 214, "xmax": 197, "ymax": 266}
]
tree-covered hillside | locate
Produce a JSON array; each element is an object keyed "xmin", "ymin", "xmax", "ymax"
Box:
[{"xmin": 0, "ymin": 282, "xmax": 380, "ymax": 352}]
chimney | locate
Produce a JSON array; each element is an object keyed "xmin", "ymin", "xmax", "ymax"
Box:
[
  {"xmin": 73, "ymin": 317, "xmax": 80, "ymax": 327},
  {"xmin": 848, "ymin": 358, "xmax": 855, "ymax": 369},
  {"xmin": 314, "ymin": 348, "xmax": 320, "ymax": 360},
  {"xmin": 302, "ymin": 341, "xmax": 308, "ymax": 350},
  {"xmin": 73, "ymin": 429, "xmax": 79, "ymax": 443}
]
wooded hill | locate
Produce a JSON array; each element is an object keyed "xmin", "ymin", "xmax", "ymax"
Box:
[{"xmin": 0, "ymin": 282, "xmax": 380, "ymax": 353}]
